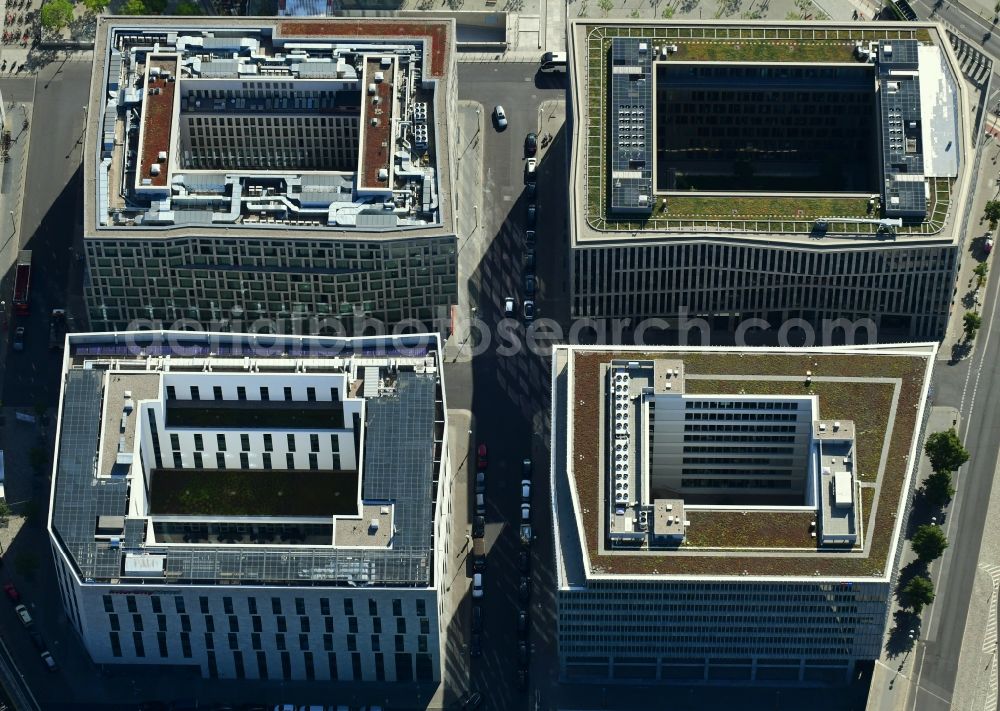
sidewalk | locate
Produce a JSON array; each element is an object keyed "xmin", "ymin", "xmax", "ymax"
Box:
[
  {"xmin": 866, "ymin": 406, "xmax": 958, "ymax": 711},
  {"xmin": 443, "ymin": 101, "xmax": 486, "ymax": 364}
]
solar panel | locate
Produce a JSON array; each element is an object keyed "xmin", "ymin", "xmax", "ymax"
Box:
[
  {"xmin": 877, "ymin": 39, "xmax": 927, "ymax": 219},
  {"xmin": 609, "ymin": 38, "xmax": 654, "ymax": 216}
]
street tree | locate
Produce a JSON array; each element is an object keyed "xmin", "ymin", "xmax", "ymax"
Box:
[
  {"xmin": 40, "ymin": 0, "xmax": 73, "ymax": 31},
  {"xmin": 975, "ymin": 261, "xmax": 990, "ymax": 288},
  {"xmin": 911, "ymin": 524, "xmax": 948, "ymax": 563},
  {"xmin": 925, "ymin": 428, "xmax": 970, "ymax": 474},
  {"xmin": 923, "ymin": 470, "xmax": 955, "ymax": 506},
  {"xmin": 964, "ymin": 311, "xmax": 982, "ymax": 341},
  {"xmin": 901, "ymin": 575, "xmax": 935, "ymax": 614},
  {"xmin": 121, "ymin": 0, "xmax": 147, "ymax": 13},
  {"xmin": 985, "ymin": 200, "xmax": 1000, "ymax": 228},
  {"xmin": 175, "ymin": 0, "xmax": 202, "ymax": 13},
  {"xmin": 82, "ymin": 0, "xmax": 107, "ymax": 13}
]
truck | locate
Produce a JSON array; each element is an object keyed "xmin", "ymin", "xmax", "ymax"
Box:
[
  {"xmin": 49, "ymin": 309, "xmax": 67, "ymax": 350},
  {"xmin": 11, "ymin": 250, "xmax": 31, "ymax": 316}
]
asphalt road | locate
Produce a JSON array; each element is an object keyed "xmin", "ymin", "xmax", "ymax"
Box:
[{"xmin": 0, "ymin": 61, "xmax": 89, "ymax": 408}]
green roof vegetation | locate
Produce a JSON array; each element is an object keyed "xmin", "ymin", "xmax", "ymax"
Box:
[
  {"xmin": 150, "ymin": 468, "xmax": 359, "ymax": 517},
  {"xmin": 583, "ymin": 23, "xmax": 941, "ymax": 234},
  {"xmin": 571, "ymin": 350, "xmax": 929, "ymax": 576}
]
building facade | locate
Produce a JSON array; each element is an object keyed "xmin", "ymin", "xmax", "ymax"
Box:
[
  {"xmin": 48, "ymin": 332, "xmax": 454, "ymax": 682},
  {"xmin": 568, "ymin": 21, "xmax": 976, "ymax": 341},
  {"xmin": 84, "ymin": 19, "xmax": 460, "ymax": 331},
  {"xmin": 551, "ymin": 344, "xmax": 935, "ymax": 683}
]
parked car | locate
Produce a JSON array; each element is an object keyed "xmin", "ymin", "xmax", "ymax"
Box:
[
  {"xmin": 521, "ymin": 480, "xmax": 531, "ymax": 502},
  {"xmin": 493, "ymin": 105, "xmax": 508, "ymax": 130},
  {"xmin": 522, "ymin": 458, "xmax": 533, "ymax": 480},
  {"xmin": 475, "ymin": 493, "xmax": 485, "ymax": 516},
  {"xmin": 29, "ymin": 630, "xmax": 45, "ymax": 652},
  {"xmin": 476, "ymin": 443, "xmax": 488, "ymax": 469},
  {"xmin": 520, "ymin": 503, "xmax": 531, "ymax": 522},
  {"xmin": 518, "ymin": 577, "xmax": 531, "ymax": 603},
  {"xmin": 524, "ymin": 274, "xmax": 536, "ymax": 298},
  {"xmin": 40, "ymin": 651, "xmax": 56, "ymax": 672},
  {"xmin": 526, "ymin": 203, "xmax": 537, "ymax": 228},
  {"xmin": 469, "ymin": 634, "xmax": 482, "ymax": 658},
  {"xmin": 520, "ymin": 524, "xmax": 533, "ymax": 547},
  {"xmin": 525, "ymin": 181, "xmax": 536, "ymax": 199},
  {"xmin": 540, "ymin": 50, "xmax": 568, "ymax": 72},
  {"xmin": 518, "ymin": 641, "xmax": 530, "ymax": 666},
  {"xmin": 15, "ymin": 604, "xmax": 32, "ymax": 627},
  {"xmin": 524, "ymin": 230, "xmax": 536, "ymax": 250},
  {"xmin": 473, "ymin": 515, "xmax": 485, "ymax": 538},
  {"xmin": 504, "ymin": 297, "xmax": 515, "ymax": 317},
  {"xmin": 517, "ymin": 550, "xmax": 530, "ymax": 574},
  {"xmin": 472, "ymin": 573, "xmax": 484, "ymax": 599},
  {"xmin": 517, "ymin": 609, "xmax": 529, "ymax": 638},
  {"xmin": 525, "ymin": 157, "xmax": 537, "ymax": 183},
  {"xmin": 3, "ymin": 583, "xmax": 19, "ymax": 603},
  {"xmin": 12, "ymin": 326, "xmax": 24, "ymax": 352},
  {"xmin": 475, "ymin": 471, "xmax": 486, "ymax": 495},
  {"xmin": 525, "ymin": 132, "xmax": 537, "ymax": 157},
  {"xmin": 472, "ymin": 605, "xmax": 483, "ymax": 632},
  {"xmin": 523, "ymin": 300, "xmax": 535, "ymax": 323}
]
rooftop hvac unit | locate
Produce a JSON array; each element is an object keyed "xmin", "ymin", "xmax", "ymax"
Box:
[
  {"xmin": 638, "ymin": 42, "xmax": 648, "ymax": 53},
  {"xmin": 381, "ymin": 56, "xmax": 392, "ymax": 67},
  {"xmin": 371, "ymin": 117, "xmax": 379, "ymax": 127},
  {"xmin": 368, "ymin": 83, "xmax": 377, "ymax": 95},
  {"xmin": 833, "ymin": 421, "xmax": 841, "ymax": 431},
  {"xmin": 157, "ymin": 150, "xmax": 167, "ymax": 162},
  {"xmin": 378, "ymin": 168, "xmax": 388, "ymax": 181},
  {"xmin": 150, "ymin": 164, "xmax": 161, "ymax": 176},
  {"xmin": 374, "ymin": 71, "xmax": 385, "ymax": 83}
]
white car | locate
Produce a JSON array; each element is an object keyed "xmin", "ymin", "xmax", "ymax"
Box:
[
  {"xmin": 15, "ymin": 604, "xmax": 32, "ymax": 627},
  {"xmin": 521, "ymin": 480, "xmax": 531, "ymax": 502},
  {"xmin": 504, "ymin": 297, "xmax": 515, "ymax": 316},
  {"xmin": 472, "ymin": 573, "xmax": 484, "ymax": 598},
  {"xmin": 521, "ymin": 503, "xmax": 531, "ymax": 522},
  {"xmin": 525, "ymin": 157, "xmax": 537, "ymax": 183},
  {"xmin": 493, "ymin": 105, "xmax": 508, "ymax": 130}
]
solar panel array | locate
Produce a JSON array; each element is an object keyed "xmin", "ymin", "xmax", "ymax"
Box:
[
  {"xmin": 877, "ymin": 39, "xmax": 927, "ymax": 219},
  {"xmin": 609, "ymin": 38, "xmax": 654, "ymax": 216},
  {"xmin": 53, "ymin": 357, "xmax": 440, "ymax": 587}
]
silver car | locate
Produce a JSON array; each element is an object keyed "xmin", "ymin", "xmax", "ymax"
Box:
[{"xmin": 494, "ymin": 105, "xmax": 508, "ymax": 130}]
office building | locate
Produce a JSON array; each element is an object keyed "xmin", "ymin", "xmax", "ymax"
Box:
[
  {"xmin": 48, "ymin": 331, "xmax": 454, "ymax": 682},
  {"xmin": 551, "ymin": 343, "xmax": 935, "ymax": 682},
  {"xmin": 84, "ymin": 18, "xmax": 458, "ymax": 331},
  {"xmin": 568, "ymin": 20, "xmax": 975, "ymax": 339}
]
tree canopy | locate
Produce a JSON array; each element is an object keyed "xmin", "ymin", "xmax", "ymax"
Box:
[{"xmin": 911, "ymin": 524, "xmax": 948, "ymax": 563}]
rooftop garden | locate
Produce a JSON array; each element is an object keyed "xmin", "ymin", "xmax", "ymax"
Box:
[
  {"xmin": 583, "ymin": 23, "xmax": 941, "ymax": 236},
  {"xmin": 571, "ymin": 349, "xmax": 930, "ymax": 576},
  {"xmin": 149, "ymin": 467, "xmax": 359, "ymax": 517}
]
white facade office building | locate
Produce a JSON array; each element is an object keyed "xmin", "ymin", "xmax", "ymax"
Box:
[
  {"xmin": 551, "ymin": 344, "xmax": 935, "ymax": 683},
  {"xmin": 48, "ymin": 332, "xmax": 454, "ymax": 682}
]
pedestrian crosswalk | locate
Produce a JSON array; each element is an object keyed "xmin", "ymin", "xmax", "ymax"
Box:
[
  {"xmin": 948, "ymin": 31, "xmax": 992, "ymax": 87},
  {"xmin": 981, "ymin": 563, "xmax": 1000, "ymax": 653}
]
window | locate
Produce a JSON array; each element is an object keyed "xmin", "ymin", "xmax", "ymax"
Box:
[
  {"xmin": 325, "ymin": 617, "xmax": 334, "ymax": 634},
  {"xmin": 277, "ymin": 616, "xmax": 287, "ymax": 633},
  {"xmin": 257, "ymin": 651, "xmax": 268, "ymax": 679},
  {"xmin": 200, "ymin": 597, "xmax": 209, "ymax": 614},
  {"xmin": 181, "ymin": 615, "xmax": 191, "ymax": 632},
  {"xmin": 194, "ymin": 434, "xmax": 203, "ymax": 451},
  {"xmin": 272, "ymin": 598, "xmax": 282, "ymax": 615},
  {"xmin": 170, "ymin": 434, "xmax": 180, "ymax": 451},
  {"xmin": 237, "ymin": 386, "xmax": 247, "ymax": 401},
  {"xmin": 216, "ymin": 453, "xmax": 226, "ymax": 468},
  {"xmin": 217, "ymin": 434, "xmax": 227, "ymax": 451},
  {"xmin": 287, "ymin": 434, "xmax": 296, "ymax": 452},
  {"xmin": 299, "ymin": 633, "xmax": 309, "ymax": 651},
  {"xmin": 193, "ymin": 452, "xmax": 203, "ymax": 468},
  {"xmin": 126, "ymin": 596, "xmax": 137, "ymax": 613},
  {"xmin": 330, "ymin": 435, "xmax": 339, "ymax": 453},
  {"xmin": 344, "ymin": 598, "xmax": 354, "ymax": 616},
  {"xmin": 371, "ymin": 635, "xmax": 380, "ymax": 652},
  {"xmin": 228, "ymin": 633, "xmax": 238, "ymax": 650},
  {"xmin": 240, "ymin": 453, "xmax": 250, "ymax": 469},
  {"xmin": 252, "ymin": 616, "xmax": 262, "ymax": 633},
  {"xmin": 241, "ymin": 434, "xmax": 250, "ymax": 451},
  {"xmin": 205, "ymin": 616, "xmax": 215, "ymax": 633},
  {"xmin": 308, "ymin": 453, "xmax": 318, "ymax": 470},
  {"xmin": 233, "ymin": 650, "xmax": 245, "ymax": 679},
  {"xmin": 157, "ymin": 615, "xmax": 167, "ymax": 632},
  {"xmin": 347, "ymin": 635, "xmax": 357, "ymax": 651},
  {"xmin": 284, "ymin": 386, "xmax": 292, "ymax": 401},
  {"xmin": 275, "ymin": 634, "xmax": 286, "ymax": 651},
  {"xmin": 307, "ymin": 387, "xmax": 316, "ymax": 402},
  {"xmin": 328, "ymin": 652, "xmax": 338, "ymax": 680},
  {"xmin": 110, "ymin": 631, "xmax": 122, "ymax": 657},
  {"xmin": 264, "ymin": 434, "xmax": 273, "ymax": 452},
  {"xmin": 295, "ymin": 598, "xmax": 306, "ymax": 615},
  {"xmin": 132, "ymin": 614, "xmax": 143, "ymax": 631},
  {"xmin": 310, "ymin": 434, "xmax": 319, "ymax": 452},
  {"xmin": 224, "ymin": 597, "xmax": 234, "ymax": 615},
  {"xmin": 190, "ymin": 386, "xmax": 200, "ymax": 400},
  {"xmin": 420, "ymin": 618, "xmax": 429, "ymax": 635},
  {"xmin": 320, "ymin": 599, "xmax": 330, "ymax": 616},
  {"xmin": 133, "ymin": 632, "xmax": 145, "ymax": 658},
  {"xmin": 205, "ymin": 632, "xmax": 214, "ymax": 650},
  {"xmin": 300, "ymin": 616, "xmax": 310, "ymax": 633},
  {"xmin": 103, "ymin": 595, "xmax": 114, "ymax": 613},
  {"xmin": 395, "ymin": 635, "xmax": 404, "ymax": 652},
  {"xmin": 172, "ymin": 451, "xmax": 182, "ymax": 468},
  {"xmin": 248, "ymin": 598, "xmax": 257, "ymax": 615},
  {"xmin": 109, "ymin": 613, "xmax": 120, "ymax": 631},
  {"xmin": 251, "ymin": 632, "xmax": 262, "ymax": 650},
  {"xmin": 281, "ymin": 651, "xmax": 292, "ymax": 680},
  {"xmin": 166, "ymin": 385, "xmax": 176, "ymax": 400},
  {"xmin": 392, "ymin": 599, "xmax": 402, "ymax": 617},
  {"xmin": 213, "ymin": 386, "xmax": 223, "ymax": 400},
  {"xmin": 286, "ymin": 453, "xmax": 294, "ymax": 468},
  {"xmin": 348, "ymin": 617, "xmax": 358, "ymax": 634},
  {"xmin": 368, "ymin": 599, "xmax": 378, "ymax": 617},
  {"xmin": 157, "ymin": 632, "xmax": 168, "ymax": 657},
  {"xmin": 373, "ymin": 618, "xmax": 382, "ymax": 634},
  {"xmin": 180, "ymin": 632, "xmax": 192, "ymax": 658},
  {"xmin": 396, "ymin": 618, "xmax": 406, "ymax": 634}
]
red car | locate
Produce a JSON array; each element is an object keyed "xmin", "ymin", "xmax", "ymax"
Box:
[
  {"xmin": 476, "ymin": 443, "xmax": 488, "ymax": 469},
  {"xmin": 3, "ymin": 583, "xmax": 19, "ymax": 603}
]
